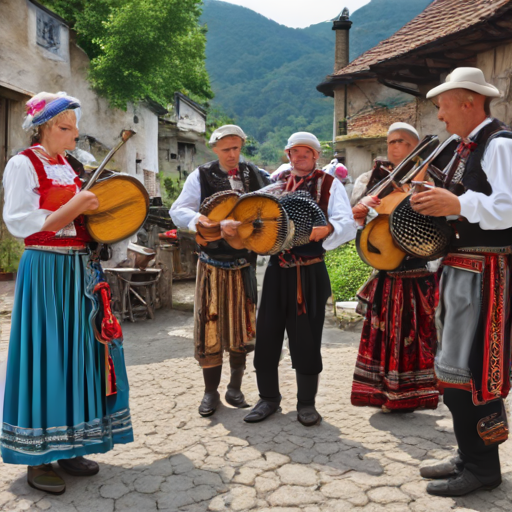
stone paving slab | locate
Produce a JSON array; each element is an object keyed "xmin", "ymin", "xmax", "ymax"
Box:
[{"xmin": 0, "ymin": 292, "xmax": 511, "ymax": 511}]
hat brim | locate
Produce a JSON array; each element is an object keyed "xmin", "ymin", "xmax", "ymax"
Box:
[
  {"xmin": 426, "ymin": 81, "xmax": 501, "ymax": 99},
  {"xmin": 285, "ymin": 145, "xmax": 320, "ymax": 157}
]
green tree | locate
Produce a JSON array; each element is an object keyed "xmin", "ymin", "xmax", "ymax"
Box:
[{"xmin": 43, "ymin": 0, "xmax": 213, "ymax": 108}]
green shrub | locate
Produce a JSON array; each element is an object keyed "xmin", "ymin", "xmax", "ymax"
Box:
[
  {"xmin": 161, "ymin": 176, "xmax": 184, "ymax": 208},
  {"xmin": 0, "ymin": 237, "xmax": 24, "ymax": 273},
  {"xmin": 325, "ymin": 241, "xmax": 373, "ymax": 301}
]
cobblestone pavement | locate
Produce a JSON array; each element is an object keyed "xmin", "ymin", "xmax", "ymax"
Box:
[{"xmin": 1, "ymin": 282, "xmax": 512, "ymax": 511}]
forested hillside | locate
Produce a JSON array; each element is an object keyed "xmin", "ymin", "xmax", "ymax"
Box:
[{"xmin": 201, "ymin": 0, "xmax": 432, "ymax": 163}]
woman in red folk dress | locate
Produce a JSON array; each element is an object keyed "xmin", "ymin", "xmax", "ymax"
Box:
[{"xmin": 350, "ymin": 122, "xmax": 439, "ymax": 412}]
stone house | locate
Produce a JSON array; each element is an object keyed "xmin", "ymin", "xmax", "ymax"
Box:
[
  {"xmin": 159, "ymin": 93, "xmax": 213, "ymax": 181},
  {"xmin": 0, "ymin": 0, "xmax": 163, "ymax": 262},
  {"xmin": 0, "ymin": 0, "xmax": 161, "ymax": 195},
  {"xmin": 318, "ymin": 0, "xmax": 512, "ymax": 179}
]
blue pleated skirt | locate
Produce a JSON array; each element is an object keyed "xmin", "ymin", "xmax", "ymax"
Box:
[{"xmin": 0, "ymin": 249, "xmax": 133, "ymax": 465}]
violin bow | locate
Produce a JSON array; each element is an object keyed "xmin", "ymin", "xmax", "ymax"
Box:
[{"xmin": 83, "ymin": 130, "xmax": 136, "ymax": 191}]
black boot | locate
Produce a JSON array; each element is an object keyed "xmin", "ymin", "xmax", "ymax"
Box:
[
  {"xmin": 296, "ymin": 373, "xmax": 321, "ymax": 427},
  {"xmin": 199, "ymin": 366, "xmax": 222, "ymax": 417},
  {"xmin": 225, "ymin": 366, "xmax": 250, "ymax": 408}
]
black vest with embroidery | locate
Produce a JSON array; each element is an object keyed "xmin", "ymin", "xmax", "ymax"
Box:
[
  {"xmin": 450, "ymin": 119, "xmax": 512, "ymax": 250},
  {"xmin": 198, "ymin": 160, "xmax": 269, "ymax": 261}
]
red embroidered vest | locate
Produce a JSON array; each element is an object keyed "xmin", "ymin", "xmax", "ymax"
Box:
[{"xmin": 21, "ymin": 147, "xmax": 91, "ymax": 248}]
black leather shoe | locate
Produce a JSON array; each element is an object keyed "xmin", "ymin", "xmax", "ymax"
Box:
[
  {"xmin": 297, "ymin": 406, "xmax": 322, "ymax": 427},
  {"xmin": 427, "ymin": 469, "xmax": 501, "ymax": 497},
  {"xmin": 243, "ymin": 399, "xmax": 281, "ymax": 423},
  {"xmin": 58, "ymin": 456, "xmax": 99, "ymax": 476},
  {"xmin": 198, "ymin": 391, "xmax": 220, "ymax": 417},
  {"xmin": 420, "ymin": 455, "xmax": 463, "ymax": 479}
]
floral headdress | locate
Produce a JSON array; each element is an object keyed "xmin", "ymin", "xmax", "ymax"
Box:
[{"xmin": 23, "ymin": 91, "xmax": 81, "ymax": 131}]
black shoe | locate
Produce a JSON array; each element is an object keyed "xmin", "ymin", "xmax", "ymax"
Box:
[
  {"xmin": 243, "ymin": 399, "xmax": 281, "ymax": 423},
  {"xmin": 426, "ymin": 469, "xmax": 501, "ymax": 497},
  {"xmin": 225, "ymin": 388, "xmax": 250, "ymax": 408},
  {"xmin": 297, "ymin": 405, "xmax": 322, "ymax": 427},
  {"xmin": 420, "ymin": 455, "xmax": 463, "ymax": 479},
  {"xmin": 58, "ymin": 456, "xmax": 99, "ymax": 477},
  {"xmin": 198, "ymin": 391, "xmax": 220, "ymax": 417}
]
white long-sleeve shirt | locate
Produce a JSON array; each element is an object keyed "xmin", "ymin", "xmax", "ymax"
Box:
[
  {"xmin": 170, "ymin": 168, "xmax": 357, "ymax": 251},
  {"xmin": 458, "ymin": 118, "xmax": 512, "ymax": 230},
  {"xmin": 3, "ymin": 154, "xmax": 52, "ymax": 239}
]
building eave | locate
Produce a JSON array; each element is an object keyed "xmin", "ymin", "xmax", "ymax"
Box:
[{"xmin": 318, "ymin": 1, "xmax": 512, "ymax": 97}]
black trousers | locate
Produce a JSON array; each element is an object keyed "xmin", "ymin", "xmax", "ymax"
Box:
[
  {"xmin": 253, "ymin": 260, "xmax": 331, "ymax": 400},
  {"xmin": 444, "ymin": 388, "xmax": 502, "ymax": 483}
]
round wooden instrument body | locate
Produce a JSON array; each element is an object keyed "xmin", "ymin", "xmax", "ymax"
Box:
[
  {"xmin": 84, "ymin": 174, "xmax": 149, "ymax": 244},
  {"xmin": 229, "ymin": 193, "xmax": 290, "ymax": 255},
  {"xmin": 200, "ymin": 190, "xmax": 241, "ymax": 221},
  {"xmin": 356, "ymin": 215, "xmax": 407, "ymax": 271},
  {"xmin": 355, "ymin": 190, "xmax": 408, "ymax": 271}
]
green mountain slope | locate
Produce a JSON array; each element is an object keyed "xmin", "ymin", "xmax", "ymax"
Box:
[{"xmin": 201, "ymin": 0, "xmax": 432, "ymax": 158}]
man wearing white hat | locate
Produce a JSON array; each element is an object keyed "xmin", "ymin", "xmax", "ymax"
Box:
[
  {"xmin": 170, "ymin": 125, "xmax": 269, "ymax": 417},
  {"xmin": 244, "ymin": 132, "xmax": 356, "ymax": 426},
  {"xmin": 411, "ymin": 68, "xmax": 512, "ymax": 497}
]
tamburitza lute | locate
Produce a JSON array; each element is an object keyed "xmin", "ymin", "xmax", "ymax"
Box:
[
  {"xmin": 197, "ymin": 190, "xmax": 327, "ymax": 255},
  {"xmin": 82, "ymin": 130, "xmax": 150, "ymax": 244},
  {"xmin": 356, "ymin": 134, "xmax": 460, "ymax": 271}
]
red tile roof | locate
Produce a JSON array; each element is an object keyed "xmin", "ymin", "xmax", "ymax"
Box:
[
  {"xmin": 337, "ymin": 103, "xmax": 416, "ymax": 141},
  {"xmin": 336, "ymin": 0, "xmax": 512, "ymax": 78}
]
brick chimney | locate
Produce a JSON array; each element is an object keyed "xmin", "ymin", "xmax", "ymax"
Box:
[{"xmin": 333, "ymin": 8, "xmax": 352, "ymax": 73}]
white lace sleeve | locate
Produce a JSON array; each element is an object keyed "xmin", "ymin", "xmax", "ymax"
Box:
[{"xmin": 3, "ymin": 155, "xmax": 52, "ymax": 239}]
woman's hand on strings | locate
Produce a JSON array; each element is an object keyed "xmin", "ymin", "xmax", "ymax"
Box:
[{"xmin": 41, "ymin": 191, "xmax": 99, "ymax": 232}]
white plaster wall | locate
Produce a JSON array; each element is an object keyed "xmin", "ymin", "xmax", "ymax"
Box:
[
  {"xmin": 346, "ymin": 145, "xmax": 374, "ymax": 179},
  {"xmin": 177, "ymin": 101, "xmax": 206, "ymax": 133},
  {"xmin": 1, "ymin": 0, "xmax": 157, "ymax": 175},
  {"xmin": 1, "ymin": 0, "xmax": 160, "ymax": 265},
  {"xmin": 415, "ymin": 97, "xmax": 448, "ymax": 142},
  {"xmin": 477, "ymin": 43, "xmax": 512, "ymax": 125}
]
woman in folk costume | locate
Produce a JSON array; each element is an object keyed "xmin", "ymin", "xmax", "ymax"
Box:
[
  {"xmin": 350, "ymin": 122, "xmax": 439, "ymax": 412},
  {"xmin": 243, "ymin": 132, "xmax": 356, "ymax": 426},
  {"xmin": 0, "ymin": 92, "xmax": 133, "ymax": 494}
]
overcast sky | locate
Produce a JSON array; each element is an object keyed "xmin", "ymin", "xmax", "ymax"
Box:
[{"xmin": 217, "ymin": 0, "xmax": 372, "ymax": 28}]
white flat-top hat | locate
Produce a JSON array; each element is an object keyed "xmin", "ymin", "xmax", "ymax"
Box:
[
  {"xmin": 209, "ymin": 124, "xmax": 247, "ymax": 144},
  {"xmin": 426, "ymin": 67, "xmax": 501, "ymax": 99},
  {"xmin": 387, "ymin": 122, "xmax": 419, "ymax": 140}
]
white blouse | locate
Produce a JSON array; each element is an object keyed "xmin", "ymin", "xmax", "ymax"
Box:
[
  {"xmin": 170, "ymin": 168, "xmax": 357, "ymax": 251},
  {"xmin": 3, "ymin": 155, "xmax": 52, "ymax": 239}
]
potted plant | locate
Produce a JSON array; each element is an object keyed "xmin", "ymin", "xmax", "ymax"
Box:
[{"xmin": 0, "ymin": 237, "xmax": 24, "ymax": 281}]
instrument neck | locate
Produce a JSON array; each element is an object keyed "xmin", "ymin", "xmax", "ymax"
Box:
[{"xmin": 83, "ymin": 131, "xmax": 135, "ymax": 190}]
